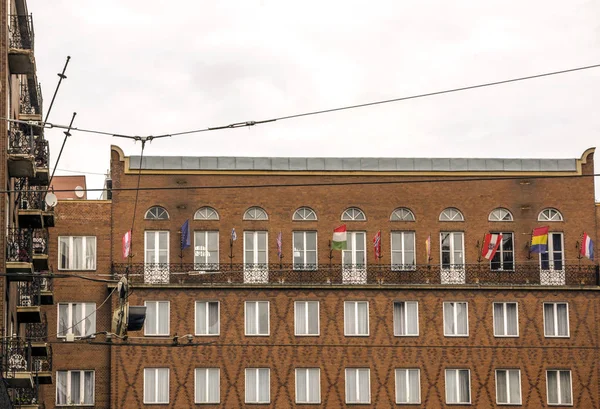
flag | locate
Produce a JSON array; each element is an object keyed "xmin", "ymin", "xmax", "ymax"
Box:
[
  {"xmin": 331, "ymin": 224, "xmax": 347, "ymax": 250},
  {"xmin": 425, "ymin": 234, "xmax": 431, "ymax": 262},
  {"xmin": 482, "ymin": 233, "xmax": 503, "ymax": 260},
  {"xmin": 530, "ymin": 226, "xmax": 549, "ymax": 254},
  {"xmin": 276, "ymin": 232, "xmax": 282, "ymax": 259},
  {"xmin": 122, "ymin": 230, "xmax": 131, "ymax": 260},
  {"xmin": 373, "ymin": 231, "xmax": 381, "ymax": 258},
  {"xmin": 581, "ymin": 232, "xmax": 594, "ymax": 260},
  {"xmin": 231, "ymin": 228, "xmax": 237, "ymax": 241},
  {"xmin": 181, "ymin": 219, "xmax": 191, "ymax": 250}
]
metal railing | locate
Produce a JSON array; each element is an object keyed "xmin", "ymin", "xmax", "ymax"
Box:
[
  {"xmin": 31, "ymin": 229, "xmax": 48, "ymax": 257},
  {"xmin": 1, "ymin": 338, "xmax": 32, "ymax": 378},
  {"xmin": 112, "ymin": 263, "xmax": 600, "ymax": 287},
  {"xmin": 33, "ymin": 137, "xmax": 48, "ymax": 168},
  {"xmin": 12, "ymin": 382, "xmax": 39, "ymax": 407},
  {"xmin": 6, "ymin": 228, "xmax": 32, "ymax": 263},
  {"xmin": 25, "ymin": 313, "xmax": 47, "ymax": 342},
  {"xmin": 7, "ymin": 128, "xmax": 34, "ymax": 156},
  {"xmin": 8, "ymin": 14, "xmax": 34, "ymax": 50},
  {"xmin": 15, "ymin": 178, "xmax": 46, "ymax": 211},
  {"xmin": 20, "ymin": 79, "xmax": 42, "ymax": 117},
  {"xmin": 32, "ymin": 345, "xmax": 51, "ymax": 373},
  {"xmin": 17, "ymin": 282, "xmax": 40, "ymax": 308}
]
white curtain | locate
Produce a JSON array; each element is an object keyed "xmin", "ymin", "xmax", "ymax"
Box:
[
  {"xmin": 557, "ymin": 304, "xmax": 568, "ymax": 336},
  {"xmin": 158, "ymin": 302, "xmax": 169, "ymax": 335},
  {"xmin": 345, "ymin": 303, "xmax": 355, "ymax": 335},
  {"xmin": 146, "ymin": 302, "xmax": 157, "ymax": 335},
  {"xmin": 196, "ymin": 368, "xmax": 219, "ymax": 403},
  {"xmin": 85, "ymin": 237, "xmax": 96, "ymax": 270},
  {"xmin": 157, "ymin": 369, "xmax": 169, "ymax": 403},
  {"xmin": 84, "ymin": 303, "xmax": 96, "ymax": 336},
  {"xmin": 246, "ymin": 369, "xmax": 257, "ymax": 402},
  {"xmin": 560, "ymin": 371, "xmax": 572, "ymax": 404},
  {"xmin": 357, "ymin": 369, "xmax": 370, "ymax": 403},
  {"xmin": 493, "ymin": 304, "xmax": 504, "ymax": 335},
  {"xmin": 307, "ymin": 302, "xmax": 318, "ymax": 334},
  {"xmin": 144, "ymin": 369, "xmax": 155, "ymax": 403},
  {"xmin": 297, "ymin": 369, "xmax": 308, "ymax": 402},
  {"xmin": 258, "ymin": 302, "xmax": 269, "ymax": 334},
  {"xmin": 59, "ymin": 238, "xmax": 69, "ymax": 269},
  {"xmin": 246, "ymin": 303, "xmax": 257, "ymax": 334},
  {"xmin": 73, "ymin": 237, "xmax": 83, "ymax": 269},
  {"xmin": 407, "ymin": 302, "xmax": 418, "ymax": 335},
  {"xmin": 506, "ymin": 303, "xmax": 518, "ymax": 336},
  {"xmin": 307, "ymin": 368, "xmax": 319, "ymax": 403},
  {"xmin": 58, "ymin": 304, "xmax": 69, "ymax": 336},
  {"xmin": 446, "ymin": 370, "xmax": 457, "ymax": 403},
  {"xmin": 459, "ymin": 370, "xmax": 470, "ymax": 403},
  {"xmin": 346, "ymin": 369, "xmax": 357, "ymax": 402},
  {"xmin": 544, "ymin": 304, "xmax": 554, "ymax": 335},
  {"xmin": 83, "ymin": 371, "xmax": 94, "ymax": 404},
  {"xmin": 71, "ymin": 371, "xmax": 81, "ymax": 404},
  {"xmin": 444, "ymin": 304, "xmax": 455, "ymax": 335},
  {"xmin": 73, "ymin": 304, "xmax": 83, "ymax": 337},
  {"xmin": 357, "ymin": 303, "xmax": 368, "ymax": 335},
  {"xmin": 547, "ymin": 371, "xmax": 558, "ymax": 403},
  {"xmin": 456, "ymin": 303, "xmax": 467, "ymax": 335},
  {"xmin": 496, "ymin": 370, "xmax": 508, "ymax": 403},
  {"xmin": 394, "ymin": 303, "xmax": 405, "ymax": 335},
  {"xmin": 208, "ymin": 302, "xmax": 219, "ymax": 334},
  {"xmin": 296, "ymin": 302, "xmax": 307, "ymax": 335},
  {"xmin": 408, "ymin": 370, "xmax": 419, "ymax": 403},
  {"xmin": 396, "ymin": 369, "xmax": 407, "ymax": 402},
  {"xmin": 197, "ymin": 302, "xmax": 207, "ymax": 334},
  {"xmin": 56, "ymin": 371, "xmax": 67, "ymax": 404},
  {"xmin": 196, "ymin": 368, "xmax": 207, "ymax": 402},
  {"xmin": 509, "ymin": 370, "xmax": 520, "ymax": 404}
]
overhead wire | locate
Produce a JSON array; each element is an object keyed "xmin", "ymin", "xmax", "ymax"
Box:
[{"xmin": 55, "ymin": 287, "xmax": 117, "ymax": 338}]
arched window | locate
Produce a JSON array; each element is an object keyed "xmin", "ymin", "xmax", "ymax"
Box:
[
  {"xmin": 194, "ymin": 207, "xmax": 219, "ymax": 220},
  {"xmin": 341, "ymin": 207, "xmax": 366, "ymax": 221},
  {"xmin": 488, "ymin": 208, "xmax": 513, "ymax": 222},
  {"xmin": 145, "ymin": 206, "xmax": 169, "ymax": 220},
  {"xmin": 538, "ymin": 208, "xmax": 563, "ymax": 222},
  {"xmin": 439, "ymin": 207, "xmax": 464, "ymax": 222},
  {"xmin": 243, "ymin": 207, "xmax": 268, "ymax": 220},
  {"xmin": 293, "ymin": 207, "xmax": 317, "ymax": 221},
  {"xmin": 390, "ymin": 208, "xmax": 415, "ymax": 221}
]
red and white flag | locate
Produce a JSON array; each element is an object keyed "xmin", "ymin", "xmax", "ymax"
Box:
[
  {"xmin": 122, "ymin": 230, "xmax": 132, "ymax": 260},
  {"xmin": 482, "ymin": 233, "xmax": 502, "ymax": 260},
  {"xmin": 373, "ymin": 231, "xmax": 381, "ymax": 259}
]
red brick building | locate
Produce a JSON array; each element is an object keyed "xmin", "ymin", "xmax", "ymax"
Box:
[{"xmin": 40, "ymin": 145, "xmax": 599, "ymax": 408}]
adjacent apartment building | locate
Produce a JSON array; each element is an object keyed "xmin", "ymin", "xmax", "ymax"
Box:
[
  {"xmin": 36, "ymin": 145, "xmax": 599, "ymax": 408},
  {"xmin": 1, "ymin": 0, "xmax": 54, "ymax": 408}
]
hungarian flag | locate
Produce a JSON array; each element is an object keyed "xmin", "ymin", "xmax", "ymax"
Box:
[
  {"xmin": 581, "ymin": 232, "xmax": 594, "ymax": 260},
  {"xmin": 331, "ymin": 224, "xmax": 347, "ymax": 250},
  {"xmin": 373, "ymin": 231, "xmax": 381, "ymax": 258},
  {"xmin": 482, "ymin": 233, "xmax": 502, "ymax": 260},
  {"xmin": 122, "ymin": 230, "xmax": 131, "ymax": 260}
]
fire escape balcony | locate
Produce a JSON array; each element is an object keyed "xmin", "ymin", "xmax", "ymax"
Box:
[
  {"xmin": 29, "ymin": 137, "xmax": 49, "ymax": 187},
  {"xmin": 37, "ymin": 275, "xmax": 53, "ymax": 306},
  {"xmin": 26, "ymin": 313, "xmax": 49, "ymax": 356},
  {"xmin": 8, "ymin": 14, "xmax": 35, "ymax": 75},
  {"xmin": 16, "ymin": 178, "xmax": 44, "ymax": 228},
  {"xmin": 6, "ymin": 228, "xmax": 33, "ymax": 280},
  {"xmin": 18, "ymin": 78, "xmax": 42, "ymax": 122},
  {"xmin": 16, "ymin": 282, "xmax": 41, "ymax": 324},
  {"xmin": 1, "ymin": 338, "xmax": 33, "ymax": 389},
  {"xmin": 7, "ymin": 128, "xmax": 35, "ymax": 178},
  {"xmin": 11, "ymin": 381, "xmax": 41, "ymax": 409},
  {"xmin": 32, "ymin": 344, "xmax": 52, "ymax": 385},
  {"xmin": 31, "ymin": 229, "xmax": 48, "ymax": 272}
]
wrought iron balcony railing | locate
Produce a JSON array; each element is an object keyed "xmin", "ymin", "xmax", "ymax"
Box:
[
  {"xmin": 112, "ymin": 263, "xmax": 600, "ymax": 287},
  {"xmin": 6, "ymin": 228, "xmax": 32, "ymax": 264},
  {"xmin": 31, "ymin": 229, "xmax": 48, "ymax": 258},
  {"xmin": 7, "ymin": 128, "xmax": 34, "ymax": 156},
  {"xmin": 32, "ymin": 345, "xmax": 51, "ymax": 373},
  {"xmin": 12, "ymin": 382, "xmax": 39, "ymax": 407},
  {"xmin": 20, "ymin": 79, "xmax": 42, "ymax": 117},
  {"xmin": 15, "ymin": 178, "xmax": 46, "ymax": 212},
  {"xmin": 8, "ymin": 15, "xmax": 34, "ymax": 50},
  {"xmin": 26, "ymin": 313, "xmax": 47, "ymax": 342},
  {"xmin": 1, "ymin": 338, "xmax": 32, "ymax": 377},
  {"xmin": 33, "ymin": 137, "xmax": 48, "ymax": 168},
  {"xmin": 17, "ymin": 282, "xmax": 40, "ymax": 308}
]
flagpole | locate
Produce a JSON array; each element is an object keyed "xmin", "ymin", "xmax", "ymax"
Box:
[{"xmin": 229, "ymin": 238, "xmax": 234, "ymax": 268}]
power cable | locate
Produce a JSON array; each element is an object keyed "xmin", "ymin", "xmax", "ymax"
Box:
[
  {"xmin": 47, "ymin": 112, "xmax": 76, "ymax": 191},
  {"xmin": 55, "ymin": 287, "xmax": 116, "ymax": 338},
  {"xmin": 128, "ymin": 142, "xmax": 146, "ymax": 263}
]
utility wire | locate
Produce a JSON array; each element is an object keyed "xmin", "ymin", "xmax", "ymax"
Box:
[
  {"xmin": 55, "ymin": 287, "xmax": 116, "ymax": 338},
  {"xmin": 128, "ymin": 142, "xmax": 147, "ymax": 263},
  {"xmin": 43, "ymin": 56, "xmax": 71, "ymax": 124},
  {"xmin": 47, "ymin": 112, "xmax": 76, "ymax": 191}
]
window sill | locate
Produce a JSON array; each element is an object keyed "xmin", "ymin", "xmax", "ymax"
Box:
[
  {"xmin": 245, "ymin": 334, "xmax": 270, "ymax": 337},
  {"xmin": 194, "ymin": 333, "xmax": 220, "ymax": 337},
  {"xmin": 444, "ymin": 334, "xmax": 469, "ymax": 337},
  {"xmin": 394, "ymin": 334, "xmax": 419, "ymax": 337},
  {"xmin": 295, "ymin": 334, "xmax": 320, "ymax": 337}
]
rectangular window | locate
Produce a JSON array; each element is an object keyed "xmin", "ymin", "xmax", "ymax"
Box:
[
  {"xmin": 445, "ymin": 369, "xmax": 471, "ymax": 404},
  {"xmin": 244, "ymin": 231, "xmax": 268, "ymax": 266},
  {"xmin": 56, "ymin": 370, "xmax": 95, "ymax": 405},
  {"xmin": 144, "ymin": 368, "xmax": 169, "ymax": 404},
  {"xmin": 544, "ymin": 303, "xmax": 569, "ymax": 337},
  {"xmin": 194, "ymin": 231, "xmax": 219, "ymax": 269},
  {"xmin": 344, "ymin": 301, "xmax": 369, "ymax": 336},
  {"xmin": 296, "ymin": 368, "xmax": 321, "ymax": 404},
  {"xmin": 540, "ymin": 232, "xmax": 564, "ymax": 271},
  {"xmin": 144, "ymin": 301, "xmax": 170, "ymax": 336},
  {"xmin": 58, "ymin": 236, "xmax": 96, "ymax": 270},
  {"xmin": 395, "ymin": 369, "xmax": 420, "ymax": 404},
  {"xmin": 295, "ymin": 301, "xmax": 319, "ymax": 336},
  {"xmin": 345, "ymin": 368, "xmax": 371, "ymax": 404},
  {"xmin": 490, "ymin": 233, "xmax": 514, "ymax": 271},
  {"xmin": 245, "ymin": 301, "xmax": 269, "ymax": 336},
  {"xmin": 391, "ymin": 231, "xmax": 416, "ymax": 270},
  {"xmin": 144, "ymin": 231, "xmax": 169, "ymax": 283},
  {"xmin": 342, "ymin": 232, "xmax": 366, "ymax": 267},
  {"xmin": 57, "ymin": 303, "xmax": 96, "ymax": 338},
  {"xmin": 293, "ymin": 231, "xmax": 317, "ymax": 270},
  {"xmin": 440, "ymin": 232, "xmax": 464, "ymax": 268},
  {"xmin": 195, "ymin": 301, "xmax": 219, "ymax": 336},
  {"xmin": 493, "ymin": 302, "xmax": 519, "ymax": 337},
  {"xmin": 496, "ymin": 369, "xmax": 521, "ymax": 405},
  {"xmin": 443, "ymin": 302, "xmax": 468, "ymax": 336},
  {"xmin": 195, "ymin": 368, "xmax": 220, "ymax": 404},
  {"xmin": 547, "ymin": 370, "xmax": 572, "ymax": 405},
  {"xmin": 393, "ymin": 301, "xmax": 419, "ymax": 336},
  {"xmin": 245, "ymin": 368, "xmax": 270, "ymax": 404}
]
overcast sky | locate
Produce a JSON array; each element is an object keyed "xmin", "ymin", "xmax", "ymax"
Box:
[{"xmin": 29, "ymin": 0, "xmax": 600, "ymax": 198}]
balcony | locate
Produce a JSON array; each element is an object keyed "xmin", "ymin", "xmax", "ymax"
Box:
[
  {"xmin": 8, "ymin": 14, "xmax": 35, "ymax": 75},
  {"xmin": 1, "ymin": 338, "xmax": 33, "ymax": 389},
  {"xmin": 37, "ymin": 276, "xmax": 53, "ymax": 306},
  {"xmin": 16, "ymin": 282, "xmax": 41, "ymax": 324},
  {"xmin": 112, "ymin": 263, "xmax": 600, "ymax": 287},
  {"xmin": 32, "ymin": 345, "xmax": 52, "ymax": 385},
  {"xmin": 7, "ymin": 128, "xmax": 35, "ymax": 178},
  {"xmin": 29, "ymin": 137, "xmax": 49, "ymax": 187},
  {"xmin": 12, "ymin": 381, "xmax": 42, "ymax": 408},
  {"xmin": 16, "ymin": 178, "xmax": 44, "ymax": 228},
  {"xmin": 19, "ymin": 78, "xmax": 42, "ymax": 122},
  {"xmin": 6, "ymin": 228, "xmax": 33, "ymax": 281},
  {"xmin": 26, "ymin": 313, "xmax": 48, "ymax": 345},
  {"xmin": 31, "ymin": 229, "xmax": 48, "ymax": 272}
]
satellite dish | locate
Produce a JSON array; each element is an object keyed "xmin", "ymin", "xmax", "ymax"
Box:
[
  {"xmin": 45, "ymin": 192, "xmax": 58, "ymax": 208},
  {"xmin": 75, "ymin": 186, "xmax": 85, "ymax": 198}
]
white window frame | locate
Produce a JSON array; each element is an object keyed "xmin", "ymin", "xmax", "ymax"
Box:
[
  {"xmin": 443, "ymin": 302, "xmax": 469, "ymax": 337},
  {"xmin": 490, "ymin": 232, "xmax": 514, "ymax": 271},
  {"xmin": 243, "ymin": 231, "xmax": 268, "ymax": 266},
  {"xmin": 391, "ymin": 231, "xmax": 416, "ymax": 271},
  {"xmin": 395, "ymin": 368, "xmax": 421, "ymax": 404},
  {"xmin": 143, "ymin": 368, "xmax": 169, "ymax": 404},
  {"xmin": 345, "ymin": 368, "xmax": 371, "ymax": 404},
  {"xmin": 489, "ymin": 208, "xmax": 513, "ymax": 222},
  {"xmin": 539, "ymin": 232, "xmax": 564, "ymax": 271},
  {"xmin": 390, "ymin": 207, "xmax": 415, "ymax": 221},
  {"xmin": 445, "ymin": 369, "xmax": 471, "ymax": 404},
  {"xmin": 193, "ymin": 231, "xmax": 219, "ymax": 269},
  {"xmin": 439, "ymin": 207, "xmax": 464, "ymax": 221},
  {"xmin": 293, "ymin": 231, "xmax": 318, "ymax": 270},
  {"xmin": 57, "ymin": 302, "xmax": 96, "ymax": 338},
  {"xmin": 495, "ymin": 369, "xmax": 522, "ymax": 405},
  {"xmin": 294, "ymin": 301, "xmax": 320, "ymax": 336},
  {"xmin": 144, "ymin": 230, "xmax": 170, "ymax": 265},
  {"xmin": 341, "ymin": 207, "xmax": 366, "ymax": 221},
  {"xmin": 538, "ymin": 208, "xmax": 563, "ymax": 222},
  {"xmin": 195, "ymin": 301, "xmax": 220, "ymax": 336},
  {"xmin": 295, "ymin": 368, "xmax": 321, "ymax": 404},
  {"xmin": 393, "ymin": 301, "xmax": 419, "ymax": 336},
  {"xmin": 243, "ymin": 206, "xmax": 268, "ymax": 220},
  {"xmin": 342, "ymin": 231, "xmax": 367, "ymax": 267},
  {"xmin": 543, "ymin": 302, "xmax": 570, "ymax": 338},
  {"xmin": 194, "ymin": 206, "xmax": 219, "ymax": 220},
  {"xmin": 144, "ymin": 301, "xmax": 170, "ymax": 336},
  {"xmin": 56, "ymin": 370, "xmax": 95, "ymax": 406},
  {"xmin": 546, "ymin": 369, "xmax": 573, "ymax": 406},
  {"xmin": 493, "ymin": 302, "xmax": 519, "ymax": 337},
  {"xmin": 144, "ymin": 206, "xmax": 169, "ymax": 220},
  {"xmin": 440, "ymin": 232, "xmax": 465, "ymax": 268},
  {"xmin": 245, "ymin": 301, "xmax": 270, "ymax": 336},
  {"xmin": 293, "ymin": 207, "xmax": 317, "ymax": 221},
  {"xmin": 58, "ymin": 236, "xmax": 97, "ymax": 270},
  {"xmin": 245, "ymin": 368, "xmax": 271, "ymax": 404},
  {"xmin": 194, "ymin": 368, "xmax": 220, "ymax": 404},
  {"xmin": 344, "ymin": 301, "xmax": 369, "ymax": 336}
]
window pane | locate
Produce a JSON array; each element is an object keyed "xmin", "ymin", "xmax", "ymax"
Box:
[
  {"xmin": 345, "ymin": 303, "xmax": 355, "ymax": 335},
  {"xmin": 406, "ymin": 302, "xmax": 418, "ymax": 335},
  {"xmin": 58, "ymin": 304, "xmax": 69, "ymax": 336},
  {"xmin": 456, "ymin": 303, "xmax": 467, "ymax": 335},
  {"xmin": 394, "ymin": 302, "xmax": 405, "ymax": 336},
  {"xmin": 208, "ymin": 369, "xmax": 219, "ymax": 403},
  {"xmin": 396, "ymin": 369, "xmax": 407, "ymax": 403},
  {"xmin": 307, "ymin": 302, "xmax": 319, "ymax": 335},
  {"xmin": 258, "ymin": 368, "xmax": 270, "ymax": 402},
  {"xmin": 246, "ymin": 302, "xmax": 256, "ymax": 335},
  {"xmin": 196, "ymin": 368, "xmax": 207, "ymax": 403},
  {"xmin": 208, "ymin": 302, "xmax": 219, "ymax": 334},
  {"xmin": 59, "ymin": 237, "xmax": 69, "ymax": 269},
  {"xmin": 297, "ymin": 369, "xmax": 307, "ymax": 402},
  {"xmin": 547, "ymin": 371, "xmax": 558, "ymax": 404},
  {"xmin": 358, "ymin": 369, "xmax": 370, "ymax": 403},
  {"xmin": 85, "ymin": 303, "xmax": 96, "ymax": 336},
  {"xmin": 144, "ymin": 369, "xmax": 155, "ymax": 403},
  {"xmin": 357, "ymin": 302, "xmax": 368, "ymax": 335},
  {"xmin": 73, "ymin": 303, "xmax": 83, "ymax": 337},
  {"xmin": 506, "ymin": 303, "xmax": 518, "ymax": 336},
  {"xmin": 509, "ymin": 370, "xmax": 520, "ymax": 404},
  {"xmin": 560, "ymin": 371, "xmax": 572, "ymax": 404},
  {"xmin": 446, "ymin": 370, "xmax": 457, "ymax": 403},
  {"xmin": 146, "ymin": 302, "xmax": 157, "ymax": 335},
  {"xmin": 196, "ymin": 302, "xmax": 206, "ymax": 334},
  {"xmin": 246, "ymin": 369, "xmax": 257, "ymax": 402},
  {"xmin": 408, "ymin": 370, "xmax": 419, "ymax": 403},
  {"xmin": 493, "ymin": 304, "xmax": 504, "ymax": 336},
  {"xmin": 72, "ymin": 237, "xmax": 83, "ymax": 269},
  {"xmin": 496, "ymin": 370, "xmax": 507, "ymax": 403},
  {"xmin": 56, "ymin": 371, "xmax": 67, "ymax": 404},
  {"xmin": 295, "ymin": 302, "xmax": 306, "ymax": 335},
  {"xmin": 158, "ymin": 302, "xmax": 169, "ymax": 334},
  {"xmin": 157, "ymin": 369, "xmax": 168, "ymax": 403},
  {"xmin": 557, "ymin": 304, "xmax": 568, "ymax": 336},
  {"xmin": 71, "ymin": 371, "xmax": 81, "ymax": 404},
  {"xmin": 444, "ymin": 303, "xmax": 454, "ymax": 335},
  {"xmin": 459, "ymin": 370, "xmax": 470, "ymax": 403},
  {"xmin": 544, "ymin": 304, "xmax": 554, "ymax": 336},
  {"xmin": 258, "ymin": 302, "xmax": 269, "ymax": 334},
  {"xmin": 83, "ymin": 371, "xmax": 94, "ymax": 404}
]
